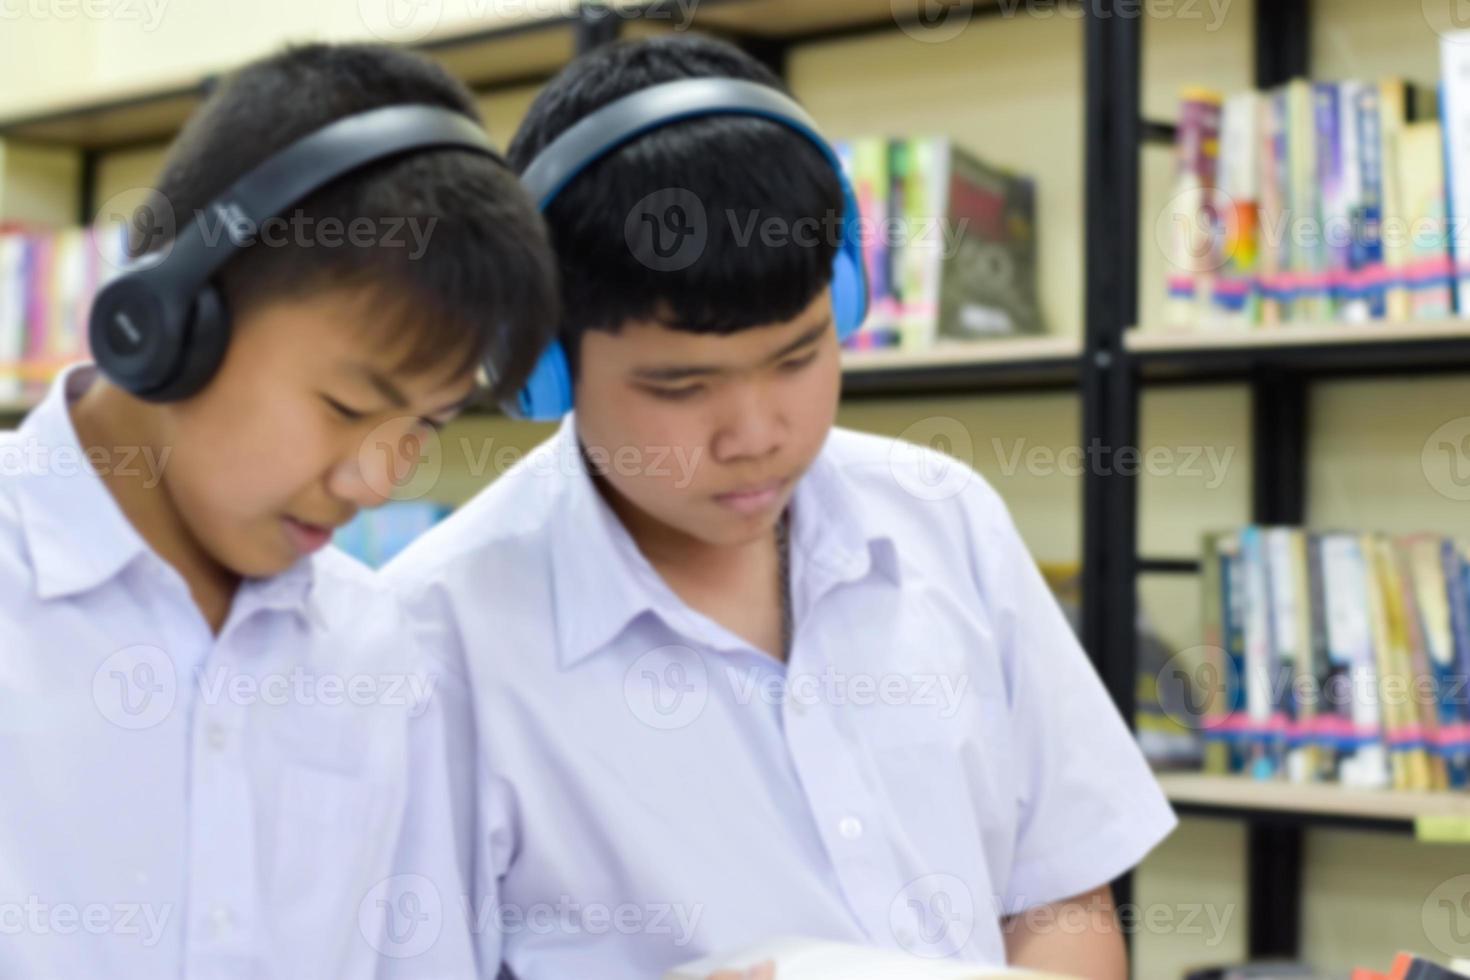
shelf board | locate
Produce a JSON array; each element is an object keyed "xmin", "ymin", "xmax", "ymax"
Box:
[
  {"xmin": 1158, "ymin": 772, "xmax": 1470, "ymax": 835},
  {"xmin": 839, "ymin": 335, "xmax": 1082, "ymax": 396},
  {"xmin": 0, "ymin": 0, "xmax": 1018, "ymax": 150},
  {"xmin": 0, "ymin": 8, "xmax": 581, "ymax": 150},
  {"xmin": 1127, "ymin": 320, "xmax": 1470, "ymax": 383},
  {"xmin": 688, "ymin": 0, "xmax": 1003, "ymax": 40}
]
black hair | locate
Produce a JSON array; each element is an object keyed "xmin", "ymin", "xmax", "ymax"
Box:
[
  {"xmin": 506, "ymin": 34, "xmax": 844, "ymax": 364},
  {"xmin": 136, "ymin": 42, "xmax": 559, "ymax": 399}
]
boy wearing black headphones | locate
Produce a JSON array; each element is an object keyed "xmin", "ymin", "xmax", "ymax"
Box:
[
  {"xmin": 387, "ymin": 34, "xmax": 1175, "ymax": 980},
  {"xmin": 0, "ymin": 44, "xmax": 556, "ymax": 976}
]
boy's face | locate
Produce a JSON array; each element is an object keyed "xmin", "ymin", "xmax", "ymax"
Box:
[
  {"xmin": 575, "ymin": 289, "xmax": 841, "ymax": 549},
  {"xmin": 157, "ymin": 289, "xmax": 477, "ymax": 578}
]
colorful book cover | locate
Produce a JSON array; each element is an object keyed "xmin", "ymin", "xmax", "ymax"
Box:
[
  {"xmin": 898, "ymin": 137, "xmax": 941, "ymax": 351},
  {"xmin": 1392, "ymin": 539, "xmax": 1449, "ymax": 790},
  {"xmin": 1396, "ymin": 121, "xmax": 1455, "ymax": 318},
  {"xmin": 1321, "ymin": 532, "xmax": 1390, "ymax": 788},
  {"xmin": 1316, "ymin": 83, "xmax": 1348, "ymax": 320},
  {"xmin": 1354, "ymin": 83, "xmax": 1388, "ymax": 320},
  {"xmin": 1368, "ymin": 535, "xmax": 1433, "ymax": 790},
  {"xmin": 1441, "ymin": 32, "xmax": 1470, "ymax": 313},
  {"xmin": 1403, "ymin": 536, "xmax": 1468, "ymax": 787},
  {"xmin": 1287, "ymin": 79, "xmax": 1325, "ymax": 322},
  {"xmin": 1259, "ymin": 88, "xmax": 1289, "ymax": 326},
  {"xmin": 1209, "ymin": 91, "xmax": 1260, "ymax": 327},
  {"xmin": 1167, "ymin": 88, "xmax": 1224, "ymax": 328},
  {"xmin": 1240, "ymin": 526, "xmax": 1282, "ymax": 779},
  {"xmin": 1220, "ymin": 531, "xmax": 1250, "ymax": 774},
  {"xmin": 1444, "ymin": 538, "xmax": 1470, "ymax": 785},
  {"xmin": 0, "ymin": 234, "xmax": 27, "ymax": 404}
]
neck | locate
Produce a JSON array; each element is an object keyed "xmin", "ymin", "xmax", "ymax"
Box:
[{"xmin": 70, "ymin": 378, "xmax": 240, "ymax": 632}]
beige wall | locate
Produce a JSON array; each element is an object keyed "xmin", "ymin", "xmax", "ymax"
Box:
[{"xmin": 4, "ymin": 1, "xmax": 1470, "ymax": 977}]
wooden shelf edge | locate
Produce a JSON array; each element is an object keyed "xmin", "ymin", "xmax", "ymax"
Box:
[
  {"xmin": 840, "ymin": 335, "xmax": 1081, "ymax": 373},
  {"xmin": 1127, "ymin": 320, "xmax": 1470, "ymax": 354},
  {"xmin": 1158, "ymin": 772, "xmax": 1470, "ymax": 825}
]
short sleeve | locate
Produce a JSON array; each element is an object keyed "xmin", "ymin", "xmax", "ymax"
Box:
[
  {"xmin": 963, "ymin": 483, "xmax": 1179, "ymax": 914},
  {"xmin": 374, "ymin": 579, "xmax": 520, "ymax": 979},
  {"xmin": 369, "ymin": 583, "xmax": 520, "ymax": 979}
]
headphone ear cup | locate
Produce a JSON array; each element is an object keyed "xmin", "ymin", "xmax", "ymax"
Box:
[
  {"xmin": 830, "ymin": 246, "xmax": 868, "ymax": 343},
  {"xmin": 149, "ymin": 284, "xmax": 231, "ymax": 403},
  {"xmin": 513, "ymin": 341, "xmax": 574, "ymax": 422}
]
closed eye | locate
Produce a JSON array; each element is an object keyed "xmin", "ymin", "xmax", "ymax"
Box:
[
  {"xmin": 779, "ymin": 351, "xmax": 819, "ymax": 373},
  {"xmin": 642, "ymin": 384, "xmax": 705, "ymax": 402},
  {"xmin": 323, "ymin": 394, "xmax": 368, "ymax": 422}
]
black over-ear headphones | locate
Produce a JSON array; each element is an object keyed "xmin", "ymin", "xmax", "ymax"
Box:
[{"xmin": 90, "ymin": 105, "xmax": 503, "ymax": 403}]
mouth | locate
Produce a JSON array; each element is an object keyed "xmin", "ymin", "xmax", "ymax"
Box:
[
  {"xmin": 282, "ymin": 516, "xmax": 341, "ymax": 557},
  {"xmin": 712, "ymin": 477, "xmax": 788, "ymax": 517}
]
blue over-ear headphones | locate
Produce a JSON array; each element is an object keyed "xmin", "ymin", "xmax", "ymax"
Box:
[
  {"xmin": 512, "ymin": 77, "xmax": 870, "ymax": 422},
  {"xmin": 90, "ymin": 105, "xmax": 505, "ymax": 403}
]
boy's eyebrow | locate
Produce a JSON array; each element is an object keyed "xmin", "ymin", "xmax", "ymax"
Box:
[
  {"xmin": 630, "ymin": 317, "xmax": 832, "ymax": 384},
  {"xmin": 354, "ymin": 364, "xmax": 478, "ymax": 416}
]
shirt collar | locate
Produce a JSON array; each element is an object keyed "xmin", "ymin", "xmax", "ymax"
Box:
[
  {"xmin": 548, "ymin": 418, "xmax": 901, "ymax": 670},
  {"xmin": 548, "ymin": 415, "xmax": 669, "ymax": 669},
  {"xmin": 14, "ymin": 364, "xmax": 152, "ymax": 601},
  {"xmin": 787, "ymin": 432, "xmax": 903, "ymax": 595},
  {"xmin": 13, "ymin": 363, "xmax": 325, "ymax": 628}
]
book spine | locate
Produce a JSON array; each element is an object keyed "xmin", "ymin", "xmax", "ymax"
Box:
[
  {"xmin": 1442, "ymin": 33, "xmax": 1470, "ymax": 313},
  {"xmin": 1210, "ymin": 91, "xmax": 1260, "ymax": 327},
  {"xmin": 1445, "ymin": 539, "xmax": 1470, "ymax": 785},
  {"xmin": 1167, "ymin": 88, "xmax": 1224, "ymax": 328},
  {"xmin": 1221, "ymin": 532, "xmax": 1250, "ymax": 773},
  {"xmin": 1397, "ymin": 121, "xmax": 1454, "ymax": 318},
  {"xmin": 1392, "ymin": 539, "xmax": 1448, "ymax": 790},
  {"xmin": 1323, "ymin": 534, "xmax": 1390, "ymax": 788},
  {"xmin": 1316, "ymin": 82, "xmax": 1344, "ymax": 320},
  {"xmin": 1259, "ymin": 88, "xmax": 1287, "ymax": 326},
  {"xmin": 1355, "ymin": 83, "xmax": 1388, "ymax": 320}
]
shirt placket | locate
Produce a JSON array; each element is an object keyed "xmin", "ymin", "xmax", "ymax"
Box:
[
  {"xmin": 780, "ymin": 584, "xmax": 911, "ymax": 949},
  {"xmin": 180, "ymin": 605, "xmax": 259, "ymax": 980}
]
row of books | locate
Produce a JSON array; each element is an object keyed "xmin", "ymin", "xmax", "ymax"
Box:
[
  {"xmin": 1196, "ymin": 528, "xmax": 1470, "ymax": 794},
  {"xmin": 0, "ymin": 223, "xmax": 127, "ymax": 405},
  {"xmin": 1165, "ymin": 29, "xmax": 1470, "ymax": 329},
  {"xmin": 835, "ymin": 137, "xmax": 1045, "ymax": 350}
]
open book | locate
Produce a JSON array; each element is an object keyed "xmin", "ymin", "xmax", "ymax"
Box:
[{"xmin": 665, "ymin": 938, "xmax": 1079, "ymax": 980}]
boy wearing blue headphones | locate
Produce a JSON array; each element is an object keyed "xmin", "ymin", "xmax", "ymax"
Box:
[
  {"xmin": 0, "ymin": 44, "xmax": 557, "ymax": 977},
  {"xmin": 387, "ymin": 35, "xmax": 1176, "ymax": 980}
]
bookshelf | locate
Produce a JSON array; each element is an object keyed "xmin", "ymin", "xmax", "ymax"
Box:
[
  {"xmin": 0, "ymin": 340, "xmax": 1085, "ymax": 425},
  {"xmin": 1092, "ymin": 0, "xmax": 1470, "ymax": 965}
]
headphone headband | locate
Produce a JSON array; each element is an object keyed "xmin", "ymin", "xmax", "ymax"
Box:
[
  {"xmin": 94, "ymin": 104, "xmax": 505, "ymax": 401},
  {"xmin": 520, "ymin": 78, "xmax": 831, "ymax": 207},
  {"xmin": 148, "ymin": 104, "xmax": 500, "ymax": 303}
]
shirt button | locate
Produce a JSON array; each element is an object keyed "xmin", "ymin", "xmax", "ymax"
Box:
[
  {"xmin": 209, "ymin": 904, "xmax": 233, "ymax": 935},
  {"xmin": 206, "ymin": 723, "xmax": 227, "ymax": 751},
  {"xmin": 838, "ymin": 816, "xmax": 864, "ymax": 840}
]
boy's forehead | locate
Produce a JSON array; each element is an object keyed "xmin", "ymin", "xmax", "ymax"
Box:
[{"xmin": 609, "ymin": 296, "xmax": 833, "ymax": 363}]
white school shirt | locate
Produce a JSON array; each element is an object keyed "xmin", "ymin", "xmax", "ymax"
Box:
[
  {"xmin": 0, "ymin": 365, "xmax": 475, "ymax": 980},
  {"xmin": 385, "ymin": 415, "xmax": 1178, "ymax": 979}
]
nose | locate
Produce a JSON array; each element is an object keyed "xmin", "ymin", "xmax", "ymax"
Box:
[
  {"xmin": 710, "ymin": 382, "xmax": 783, "ymax": 465},
  {"xmin": 328, "ymin": 421, "xmax": 435, "ymax": 509}
]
